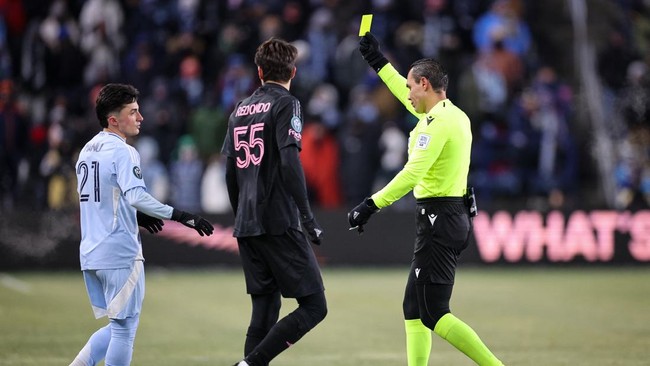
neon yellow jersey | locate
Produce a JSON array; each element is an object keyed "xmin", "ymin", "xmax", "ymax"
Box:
[{"xmin": 371, "ymin": 64, "xmax": 472, "ymax": 208}]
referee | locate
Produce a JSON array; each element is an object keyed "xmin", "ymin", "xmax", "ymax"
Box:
[{"xmin": 348, "ymin": 33, "xmax": 505, "ymax": 366}]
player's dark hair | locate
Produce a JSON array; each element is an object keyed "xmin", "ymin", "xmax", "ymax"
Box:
[
  {"xmin": 95, "ymin": 83, "xmax": 139, "ymax": 128},
  {"xmin": 410, "ymin": 58, "xmax": 448, "ymax": 92},
  {"xmin": 254, "ymin": 37, "xmax": 297, "ymax": 83}
]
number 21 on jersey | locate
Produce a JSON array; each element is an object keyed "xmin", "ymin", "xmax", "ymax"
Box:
[{"xmin": 77, "ymin": 161, "xmax": 100, "ymax": 202}]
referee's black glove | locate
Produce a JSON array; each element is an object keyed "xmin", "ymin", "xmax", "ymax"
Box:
[
  {"xmin": 171, "ymin": 208, "xmax": 214, "ymax": 236},
  {"xmin": 137, "ymin": 211, "xmax": 164, "ymax": 234},
  {"xmin": 347, "ymin": 197, "xmax": 380, "ymax": 233},
  {"xmin": 359, "ymin": 32, "xmax": 388, "ymax": 73},
  {"xmin": 301, "ymin": 216, "xmax": 324, "ymax": 245}
]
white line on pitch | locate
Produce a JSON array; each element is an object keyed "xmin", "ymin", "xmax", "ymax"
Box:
[{"xmin": 0, "ymin": 273, "xmax": 32, "ymax": 294}]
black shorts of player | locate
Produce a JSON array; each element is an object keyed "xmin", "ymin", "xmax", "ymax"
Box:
[
  {"xmin": 409, "ymin": 197, "xmax": 471, "ymax": 285},
  {"xmin": 237, "ymin": 228, "xmax": 325, "ymax": 298}
]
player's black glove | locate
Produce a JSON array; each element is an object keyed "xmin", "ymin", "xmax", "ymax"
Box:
[
  {"xmin": 347, "ymin": 197, "xmax": 380, "ymax": 234},
  {"xmin": 137, "ymin": 211, "xmax": 164, "ymax": 234},
  {"xmin": 301, "ymin": 216, "xmax": 324, "ymax": 245},
  {"xmin": 359, "ymin": 32, "xmax": 388, "ymax": 72},
  {"xmin": 171, "ymin": 208, "xmax": 214, "ymax": 236}
]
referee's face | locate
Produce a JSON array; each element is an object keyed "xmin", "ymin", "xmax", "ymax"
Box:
[
  {"xmin": 406, "ymin": 69, "xmax": 426, "ymax": 114},
  {"xmin": 110, "ymin": 102, "xmax": 143, "ymax": 139}
]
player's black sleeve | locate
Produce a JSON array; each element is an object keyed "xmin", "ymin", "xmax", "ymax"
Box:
[
  {"xmin": 279, "ymin": 145, "xmax": 312, "ymax": 220},
  {"xmin": 225, "ymin": 156, "xmax": 239, "ymax": 215}
]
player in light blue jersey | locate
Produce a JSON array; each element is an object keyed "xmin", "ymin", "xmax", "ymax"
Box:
[{"xmin": 69, "ymin": 83, "xmax": 214, "ymax": 366}]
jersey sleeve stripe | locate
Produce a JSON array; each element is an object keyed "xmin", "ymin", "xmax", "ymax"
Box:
[{"xmin": 126, "ymin": 145, "xmax": 140, "ymax": 164}]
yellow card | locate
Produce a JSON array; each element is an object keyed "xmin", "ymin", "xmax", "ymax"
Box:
[{"xmin": 359, "ymin": 14, "xmax": 373, "ymax": 36}]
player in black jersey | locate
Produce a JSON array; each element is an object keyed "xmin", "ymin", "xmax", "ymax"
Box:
[{"xmin": 222, "ymin": 38, "xmax": 327, "ymax": 366}]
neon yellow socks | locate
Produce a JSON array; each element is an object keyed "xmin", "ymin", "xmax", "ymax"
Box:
[
  {"xmin": 433, "ymin": 313, "xmax": 504, "ymax": 366},
  {"xmin": 405, "ymin": 319, "xmax": 431, "ymax": 366}
]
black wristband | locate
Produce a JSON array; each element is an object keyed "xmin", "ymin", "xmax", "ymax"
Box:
[
  {"xmin": 367, "ymin": 54, "xmax": 388, "ymax": 73},
  {"xmin": 365, "ymin": 197, "xmax": 378, "ymax": 210},
  {"xmin": 171, "ymin": 208, "xmax": 182, "ymax": 221}
]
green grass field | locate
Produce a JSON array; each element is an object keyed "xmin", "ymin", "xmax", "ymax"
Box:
[{"xmin": 1, "ymin": 267, "xmax": 649, "ymax": 365}]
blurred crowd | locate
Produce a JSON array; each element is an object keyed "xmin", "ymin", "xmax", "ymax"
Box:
[{"xmin": 1, "ymin": 0, "xmax": 649, "ymax": 215}]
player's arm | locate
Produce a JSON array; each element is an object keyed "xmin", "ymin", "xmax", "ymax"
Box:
[
  {"xmin": 112, "ymin": 146, "xmax": 169, "ymax": 234},
  {"xmin": 275, "ymin": 96, "xmax": 323, "ymax": 244},
  {"xmin": 359, "ymin": 32, "xmax": 422, "ymax": 118},
  {"xmin": 125, "ymin": 186, "xmax": 173, "ymax": 219},
  {"xmin": 279, "ymin": 146, "xmax": 323, "ymax": 244},
  {"xmin": 224, "ymin": 156, "xmax": 239, "ymax": 215},
  {"xmin": 123, "ymin": 187, "xmax": 169, "ymax": 234},
  {"xmin": 279, "ymin": 146, "xmax": 310, "ymax": 218},
  {"xmin": 124, "ymin": 184, "xmax": 214, "ymax": 236}
]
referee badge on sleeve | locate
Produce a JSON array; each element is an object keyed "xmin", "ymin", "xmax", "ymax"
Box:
[{"xmin": 415, "ymin": 134, "xmax": 431, "ymax": 150}]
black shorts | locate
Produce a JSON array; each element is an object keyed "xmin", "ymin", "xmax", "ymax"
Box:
[
  {"xmin": 410, "ymin": 197, "xmax": 471, "ymax": 285},
  {"xmin": 237, "ymin": 228, "xmax": 325, "ymax": 298}
]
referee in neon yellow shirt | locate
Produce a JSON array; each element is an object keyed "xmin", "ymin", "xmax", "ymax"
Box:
[{"xmin": 348, "ymin": 32, "xmax": 505, "ymax": 366}]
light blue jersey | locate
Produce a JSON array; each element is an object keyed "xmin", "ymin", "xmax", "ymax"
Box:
[{"xmin": 76, "ymin": 131, "xmax": 148, "ymax": 270}]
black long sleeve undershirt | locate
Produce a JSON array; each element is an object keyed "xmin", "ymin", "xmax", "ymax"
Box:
[
  {"xmin": 225, "ymin": 156, "xmax": 239, "ymax": 215},
  {"xmin": 279, "ymin": 145, "xmax": 313, "ymax": 221}
]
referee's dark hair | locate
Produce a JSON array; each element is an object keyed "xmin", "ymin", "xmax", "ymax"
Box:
[
  {"xmin": 254, "ymin": 37, "xmax": 298, "ymax": 83},
  {"xmin": 410, "ymin": 58, "xmax": 449, "ymax": 92},
  {"xmin": 95, "ymin": 83, "xmax": 139, "ymax": 128}
]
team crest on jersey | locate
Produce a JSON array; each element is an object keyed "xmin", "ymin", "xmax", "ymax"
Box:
[
  {"xmin": 133, "ymin": 166, "xmax": 143, "ymax": 179},
  {"xmin": 291, "ymin": 116, "xmax": 302, "ymax": 132},
  {"xmin": 415, "ymin": 134, "xmax": 431, "ymax": 150}
]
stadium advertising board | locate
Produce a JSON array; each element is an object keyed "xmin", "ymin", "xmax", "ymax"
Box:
[
  {"xmin": 305, "ymin": 209, "xmax": 650, "ymax": 265},
  {"xmin": 472, "ymin": 210, "xmax": 650, "ymax": 263},
  {"xmin": 1, "ymin": 209, "xmax": 649, "ymax": 269}
]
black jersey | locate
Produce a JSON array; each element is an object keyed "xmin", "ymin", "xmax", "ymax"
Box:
[{"xmin": 222, "ymin": 83, "xmax": 304, "ymax": 237}]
